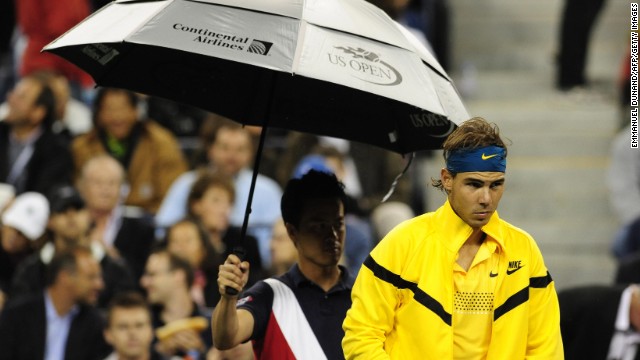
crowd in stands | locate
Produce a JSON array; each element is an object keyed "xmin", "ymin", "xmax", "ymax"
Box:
[
  {"xmin": 0, "ymin": 69, "xmax": 422, "ymax": 358},
  {"xmin": 0, "ymin": 0, "xmax": 636, "ymax": 358},
  {"xmin": 0, "ymin": 1, "xmax": 425, "ymax": 353}
]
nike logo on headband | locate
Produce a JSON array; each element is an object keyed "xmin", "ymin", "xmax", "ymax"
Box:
[{"xmin": 481, "ymin": 153, "xmax": 499, "ymax": 160}]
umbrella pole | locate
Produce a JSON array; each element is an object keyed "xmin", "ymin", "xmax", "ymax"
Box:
[
  {"xmin": 225, "ymin": 111, "xmax": 270, "ymax": 296},
  {"xmin": 239, "ymin": 117, "xmax": 269, "ymax": 243}
]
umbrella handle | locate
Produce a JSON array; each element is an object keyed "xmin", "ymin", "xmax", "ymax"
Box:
[{"xmin": 225, "ymin": 247, "xmax": 247, "ymax": 296}]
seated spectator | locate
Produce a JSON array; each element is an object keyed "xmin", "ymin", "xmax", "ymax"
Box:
[
  {"xmin": 278, "ymin": 132, "xmax": 415, "ymax": 216},
  {"xmin": 0, "ymin": 71, "xmax": 92, "ymax": 140},
  {"xmin": 370, "ymin": 200, "xmax": 415, "ymax": 240},
  {"xmin": 0, "ymin": 191, "xmax": 48, "ymax": 307},
  {"xmin": 165, "ymin": 217, "xmax": 222, "ymax": 308},
  {"xmin": 559, "ymin": 284, "xmax": 640, "ymax": 360},
  {"xmin": 78, "ymin": 154, "xmax": 156, "ymax": 283},
  {"xmin": 72, "ymin": 87, "xmax": 188, "ymax": 216},
  {"xmin": 140, "ymin": 248, "xmax": 213, "ymax": 359},
  {"xmin": 0, "ymin": 246, "xmax": 111, "ymax": 359},
  {"xmin": 0, "ymin": 74, "xmax": 74, "ymax": 195},
  {"xmin": 15, "ymin": 0, "xmax": 93, "ymax": 100},
  {"xmin": 155, "ymin": 115, "xmax": 282, "ymax": 266},
  {"xmin": 614, "ymin": 245, "xmax": 640, "ymax": 285},
  {"xmin": 11, "ymin": 184, "xmax": 136, "ymax": 310},
  {"xmin": 607, "ymin": 124, "xmax": 640, "ymax": 259},
  {"xmin": 267, "ymin": 217, "xmax": 297, "ymax": 276},
  {"xmin": 103, "ymin": 292, "xmax": 167, "ymax": 360},
  {"xmin": 186, "ymin": 171, "xmax": 263, "ymax": 296},
  {"xmin": 35, "ymin": 71, "xmax": 92, "ymax": 140}
]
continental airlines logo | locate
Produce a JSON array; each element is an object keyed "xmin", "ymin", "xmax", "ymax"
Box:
[
  {"xmin": 247, "ymin": 40, "xmax": 273, "ymax": 55},
  {"xmin": 328, "ymin": 46, "xmax": 402, "ymax": 86},
  {"xmin": 172, "ymin": 23, "xmax": 272, "ymax": 56}
]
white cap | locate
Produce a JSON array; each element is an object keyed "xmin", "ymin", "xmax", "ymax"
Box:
[{"xmin": 2, "ymin": 192, "xmax": 50, "ymax": 241}]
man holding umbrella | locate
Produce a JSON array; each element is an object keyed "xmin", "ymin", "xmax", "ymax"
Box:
[
  {"xmin": 342, "ymin": 117, "xmax": 563, "ymax": 359},
  {"xmin": 212, "ymin": 170, "xmax": 354, "ymax": 360}
]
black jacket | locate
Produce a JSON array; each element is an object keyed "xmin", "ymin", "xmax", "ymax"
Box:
[
  {"xmin": 559, "ymin": 285, "xmax": 640, "ymax": 360},
  {"xmin": 0, "ymin": 123, "xmax": 74, "ymax": 195},
  {"xmin": 113, "ymin": 215, "xmax": 156, "ymax": 283},
  {"xmin": 11, "ymin": 247, "xmax": 136, "ymax": 310},
  {"xmin": 0, "ymin": 293, "xmax": 111, "ymax": 360},
  {"xmin": 616, "ymin": 252, "xmax": 640, "ymax": 285}
]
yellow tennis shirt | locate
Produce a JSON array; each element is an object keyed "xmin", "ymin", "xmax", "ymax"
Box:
[
  {"xmin": 453, "ymin": 238, "xmax": 500, "ymax": 360},
  {"xmin": 343, "ymin": 200, "xmax": 564, "ymax": 359}
]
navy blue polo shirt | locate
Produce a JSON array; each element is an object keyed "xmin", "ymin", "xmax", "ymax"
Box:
[{"xmin": 237, "ymin": 264, "xmax": 354, "ymax": 360}]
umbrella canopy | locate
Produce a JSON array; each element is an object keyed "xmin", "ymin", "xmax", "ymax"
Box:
[{"xmin": 44, "ymin": 0, "xmax": 468, "ymax": 155}]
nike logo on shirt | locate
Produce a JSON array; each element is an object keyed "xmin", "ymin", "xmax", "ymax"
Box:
[{"xmin": 506, "ymin": 265, "xmax": 524, "ymax": 275}]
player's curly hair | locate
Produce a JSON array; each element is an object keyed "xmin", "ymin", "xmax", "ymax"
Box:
[{"xmin": 431, "ymin": 117, "xmax": 509, "ymax": 191}]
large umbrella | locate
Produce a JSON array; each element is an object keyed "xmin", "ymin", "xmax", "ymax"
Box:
[
  {"xmin": 44, "ymin": 0, "xmax": 467, "ymax": 153},
  {"xmin": 43, "ymin": 0, "xmax": 468, "ymax": 287}
]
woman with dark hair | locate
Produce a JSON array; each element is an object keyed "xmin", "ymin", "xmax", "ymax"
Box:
[
  {"xmin": 165, "ymin": 217, "xmax": 221, "ymax": 308},
  {"xmin": 186, "ymin": 170, "xmax": 264, "ymax": 304}
]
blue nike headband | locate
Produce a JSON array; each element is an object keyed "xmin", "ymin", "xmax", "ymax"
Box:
[{"xmin": 446, "ymin": 145, "xmax": 507, "ymax": 173}]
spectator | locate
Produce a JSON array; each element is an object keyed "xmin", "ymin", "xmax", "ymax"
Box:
[
  {"xmin": 213, "ymin": 170, "xmax": 353, "ymax": 359},
  {"xmin": 37, "ymin": 71, "xmax": 92, "ymax": 138},
  {"xmin": 280, "ymin": 132, "xmax": 415, "ymax": 220},
  {"xmin": 267, "ymin": 217, "xmax": 297, "ymax": 276},
  {"xmin": 369, "ymin": 200, "xmax": 415, "ymax": 240},
  {"xmin": 0, "ymin": 246, "xmax": 112, "ymax": 359},
  {"xmin": 608, "ymin": 123, "xmax": 640, "ymax": 259},
  {"xmin": 15, "ymin": 0, "xmax": 94, "ymax": 100},
  {"xmin": 0, "ymin": 191, "xmax": 48, "ymax": 307},
  {"xmin": 559, "ymin": 284, "xmax": 640, "ymax": 360},
  {"xmin": 0, "ymin": 74, "xmax": 74, "ymax": 195},
  {"xmin": 72, "ymin": 87, "xmax": 188, "ymax": 216},
  {"xmin": 555, "ymin": 0, "xmax": 607, "ymax": 92},
  {"xmin": 186, "ymin": 171, "xmax": 263, "ymax": 298},
  {"xmin": 11, "ymin": 184, "xmax": 136, "ymax": 310},
  {"xmin": 614, "ymin": 237, "xmax": 640, "ymax": 285},
  {"xmin": 0, "ymin": 71, "xmax": 93, "ymax": 141},
  {"xmin": 77, "ymin": 154, "xmax": 156, "ymax": 283},
  {"xmin": 140, "ymin": 248, "xmax": 213, "ymax": 359},
  {"xmin": 103, "ymin": 292, "xmax": 167, "ymax": 360},
  {"xmin": 155, "ymin": 115, "xmax": 282, "ymax": 266},
  {"xmin": 165, "ymin": 217, "xmax": 222, "ymax": 308}
]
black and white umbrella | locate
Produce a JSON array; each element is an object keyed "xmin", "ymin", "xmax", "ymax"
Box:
[{"xmin": 44, "ymin": 0, "xmax": 469, "ymax": 276}]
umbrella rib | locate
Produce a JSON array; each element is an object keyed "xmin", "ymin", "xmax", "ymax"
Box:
[
  {"xmin": 422, "ymin": 60, "xmax": 450, "ymax": 82},
  {"xmin": 291, "ymin": 21, "xmax": 308, "ymax": 75}
]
